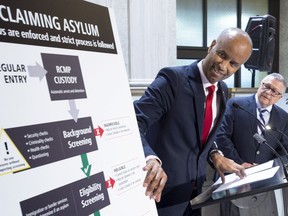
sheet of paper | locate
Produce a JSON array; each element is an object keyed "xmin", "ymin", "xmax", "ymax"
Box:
[
  {"xmin": 213, "ymin": 160, "xmax": 278, "ymax": 193},
  {"xmin": 245, "ymin": 160, "xmax": 274, "ymax": 175}
]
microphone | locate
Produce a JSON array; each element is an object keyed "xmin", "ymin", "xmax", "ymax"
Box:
[
  {"xmin": 232, "ymin": 102, "xmax": 288, "ymax": 156},
  {"xmin": 253, "ymin": 133, "xmax": 288, "ymax": 181}
]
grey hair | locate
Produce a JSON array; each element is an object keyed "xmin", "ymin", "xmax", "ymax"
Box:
[{"xmin": 262, "ymin": 73, "xmax": 287, "ymax": 93}]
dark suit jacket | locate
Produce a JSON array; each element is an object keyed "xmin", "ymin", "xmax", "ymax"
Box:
[
  {"xmin": 134, "ymin": 61, "xmax": 228, "ymax": 215},
  {"xmin": 215, "ymin": 95, "xmax": 288, "ymax": 165}
]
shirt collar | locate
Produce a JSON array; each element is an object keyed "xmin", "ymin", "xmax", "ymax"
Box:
[{"xmin": 197, "ymin": 60, "xmax": 218, "ymax": 91}]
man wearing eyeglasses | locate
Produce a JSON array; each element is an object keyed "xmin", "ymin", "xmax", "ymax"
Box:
[{"xmin": 215, "ymin": 73, "xmax": 288, "ymax": 216}]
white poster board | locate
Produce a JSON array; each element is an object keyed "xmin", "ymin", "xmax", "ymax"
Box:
[{"xmin": 0, "ymin": 0, "xmax": 158, "ymax": 215}]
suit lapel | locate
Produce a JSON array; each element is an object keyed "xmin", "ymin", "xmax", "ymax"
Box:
[
  {"xmin": 247, "ymin": 96, "xmax": 258, "ymax": 133},
  {"xmin": 268, "ymin": 106, "xmax": 280, "ymax": 126},
  {"xmin": 186, "ymin": 62, "xmax": 229, "ymax": 149},
  {"xmin": 187, "ymin": 63, "xmax": 205, "ymax": 146}
]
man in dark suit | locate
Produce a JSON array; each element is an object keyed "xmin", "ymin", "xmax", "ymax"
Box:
[
  {"xmin": 134, "ymin": 27, "xmax": 253, "ymax": 216},
  {"xmin": 215, "ymin": 73, "xmax": 288, "ymax": 215}
]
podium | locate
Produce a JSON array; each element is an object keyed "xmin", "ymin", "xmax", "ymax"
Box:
[{"xmin": 191, "ymin": 157, "xmax": 288, "ymax": 215}]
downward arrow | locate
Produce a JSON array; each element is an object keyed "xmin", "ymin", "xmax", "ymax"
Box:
[
  {"xmin": 68, "ymin": 100, "xmax": 79, "ymax": 122},
  {"xmin": 81, "ymin": 154, "xmax": 92, "ymax": 177},
  {"xmin": 94, "ymin": 211, "xmax": 100, "ymax": 216}
]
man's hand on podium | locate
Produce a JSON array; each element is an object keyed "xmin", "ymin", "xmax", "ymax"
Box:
[
  {"xmin": 241, "ymin": 162, "xmax": 257, "ymax": 169},
  {"xmin": 211, "ymin": 153, "xmax": 247, "ymax": 184}
]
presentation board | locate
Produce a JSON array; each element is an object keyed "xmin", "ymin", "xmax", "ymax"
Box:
[{"xmin": 0, "ymin": 0, "xmax": 158, "ymax": 215}]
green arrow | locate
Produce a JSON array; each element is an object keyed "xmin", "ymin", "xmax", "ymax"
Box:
[
  {"xmin": 81, "ymin": 153, "xmax": 92, "ymax": 177},
  {"xmin": 94, "ymin": 211, "xmax": 100, "ymax": 216}
]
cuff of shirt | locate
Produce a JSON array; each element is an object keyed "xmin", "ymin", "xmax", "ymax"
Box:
[
  {"xmin": 145, "ymin": 155, "xmax": 162, "ymax": 165},
  {"xmin": 209, "ymin": 149, "xmax": 224, "ymax": 162}
]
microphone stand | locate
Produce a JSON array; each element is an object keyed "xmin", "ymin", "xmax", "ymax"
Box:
[
  {"xmin": 232, "ymin": 102, "xmax": 265, "ymax": 132},
  {"xmin": 265, "ymin": 129, "xmax": 288, "ymax": 156},
  {"xmin": 253, "ymin": 133, "xmax": 288, "ymax": 181},
  {"xmin": 266, "ymin": 125, "xmax": 288, "ymax": 150}
]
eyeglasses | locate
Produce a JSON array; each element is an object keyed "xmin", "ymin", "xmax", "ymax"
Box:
[{"xmin": 261, "ymin": 82, "xmax": 282, "ymax": 97}]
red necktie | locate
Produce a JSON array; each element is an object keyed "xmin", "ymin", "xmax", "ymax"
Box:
[{"xmin": 202, "ymin": 85, "xmax": 215, "ymax": 145}]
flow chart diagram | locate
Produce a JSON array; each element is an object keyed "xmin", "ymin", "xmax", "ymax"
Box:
[{"xmin": 0, "ymin": 0, "xmax": 157, "ymax": 215}]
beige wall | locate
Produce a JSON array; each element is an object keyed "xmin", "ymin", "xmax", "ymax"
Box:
[
  {"xmin": 87, "ymin": 0, "xmax": 288, "ymax": 86},
  {"xmin": 280, "ymin": 0, "xmax": 288, "ymax": 82},
  {"xmin": 85, "ymin": 0, "xmax": 177, "ymax": 85}
]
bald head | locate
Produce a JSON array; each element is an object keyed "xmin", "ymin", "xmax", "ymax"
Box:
[
  {"xmin": 203, "ymin": 27, "xmax": 253, "ymax": 83},
  {"xmin": 218, "ymin": 27, "xmax": 252, "ymax": 44},
  {"xmin": 216, "ymin": 27, "xmax": 253, "ymax": 63}
]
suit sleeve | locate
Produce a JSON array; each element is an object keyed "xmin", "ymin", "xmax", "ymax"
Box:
[
  {"xmin": 281, "ymin": 123, "xmax": 288, "ymax": 154},
  {"xmin": 215, "ymin": 98, "xmax": 244, "ymax": 164},
  {"xmin": 273, "ymin": 107, "xmax": 288, "ymax": 155},
  {"xmin": 133, "ymin": 67, "xmax": 179, "ymax": 157}
]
